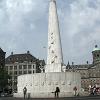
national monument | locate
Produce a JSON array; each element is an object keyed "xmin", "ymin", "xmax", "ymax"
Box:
[{"xmin": 14, "ymin": 0, "xmax": 81, "ymax": 98}]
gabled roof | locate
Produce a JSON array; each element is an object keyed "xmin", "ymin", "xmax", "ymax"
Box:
[{"xmin": 0, "ymin": 48, "xmax": 5, "ymax": 53}]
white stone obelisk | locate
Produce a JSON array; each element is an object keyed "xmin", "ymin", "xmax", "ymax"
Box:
[{"xmin": 45, "ymin": 0, "xmax": 63, "ymax": 72}]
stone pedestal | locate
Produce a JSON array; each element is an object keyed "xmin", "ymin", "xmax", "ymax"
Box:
[{"xmin": 14, "ymin": 72, "xmax": 81, "ymax": 98}]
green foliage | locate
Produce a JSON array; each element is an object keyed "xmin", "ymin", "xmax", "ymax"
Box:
[{"xmin": 0, "ymin": 67, "xmax": 10, "ymax": 90}]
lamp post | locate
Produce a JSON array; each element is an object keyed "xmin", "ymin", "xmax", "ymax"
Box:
[
  {"xmin": 39, "ymin": 62, "xmax": 45, "ymax": 73},
  {"xmin": 12, "ymin": 77, "xmax": 14, "ymax": 94},
  {"xmin": 43, "ymin": 46, "xmax": 46, "ymax": 62}
]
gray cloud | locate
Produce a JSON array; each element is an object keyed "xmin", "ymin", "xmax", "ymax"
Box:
[
  {"xmin": 60, "ymin": 0, "xmax": 100, "ymax": 64},
  {"xmin": 0, "ymin": 0, "xmax": 100, "ymax": 65}
]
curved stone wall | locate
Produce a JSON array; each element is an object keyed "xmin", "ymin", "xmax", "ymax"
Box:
[{"xmin": 14, "ymin": 72, "xmax": 81, "ymax": 98}]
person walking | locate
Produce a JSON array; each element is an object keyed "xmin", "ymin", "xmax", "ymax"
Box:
[{"xmin": 23, "ymin": 87, "xmax": 27, "ymax": 99}]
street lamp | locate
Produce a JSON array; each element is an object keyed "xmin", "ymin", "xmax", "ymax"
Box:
[
  {"xmin": 39, "ymin": 62, "xmax": 45, "ymax": 73},
  {"xmin": 12, "ymin": 77, "xmax": 15, "ymax": 94}
]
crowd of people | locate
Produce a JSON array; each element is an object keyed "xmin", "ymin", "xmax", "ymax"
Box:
[{"xmin": 89, "ymin": 85, "xmax": 100, "ymax": 95}]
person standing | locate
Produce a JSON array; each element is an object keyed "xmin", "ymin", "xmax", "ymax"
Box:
[{"xmin": 23, "ymin": 87, "xmax": 27, "ymax": 99}]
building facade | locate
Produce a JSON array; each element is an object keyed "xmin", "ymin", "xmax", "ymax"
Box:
[
  {"xmin": 0, "ymin": 48, "xmax": 6, "ymax": 69},
  {"xmin": 5, "ymin": 51, "xmax": 45, "ymax": 92},
  {"xmin": 66, "ymin": 45, "xmax": 100, "ymax": 91}
]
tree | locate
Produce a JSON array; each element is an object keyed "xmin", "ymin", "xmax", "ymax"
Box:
[{"xmin": 0, "ymin": 67, "xmax": 10, "ymax": 92}]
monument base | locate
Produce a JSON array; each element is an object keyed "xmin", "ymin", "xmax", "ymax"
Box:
[{"xmin": 14, "ymin": 72, "xmax": 81, "ymax": 98}]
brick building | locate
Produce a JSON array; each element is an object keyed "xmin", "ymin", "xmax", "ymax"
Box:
[
  {"xmin": 5, "ymin": 51, "xmax": 45, "ymax": 92},
  {"xmin": 66, "ymin": 45, "xmax": 100, "ymax": 91}
]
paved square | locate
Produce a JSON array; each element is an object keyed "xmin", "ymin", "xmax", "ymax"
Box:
[{"xmin": 0, "ymin": 96, "xmax": 100, "ymax": 100}]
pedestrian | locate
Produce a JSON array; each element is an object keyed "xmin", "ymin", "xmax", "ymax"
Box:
[
  {"xmin": 23, "ymin": 87, "xmax": 27, "ymax": 99},
  {"xmin": 55, "ymin": 87, "xmax": 60, "ymax": 98}
]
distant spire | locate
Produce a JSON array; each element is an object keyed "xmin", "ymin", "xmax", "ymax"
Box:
[
  {"xmin": 66, "ymin": 61, "xmax": 70, "ymax": 69},
  {"xmin": 67, "ymin": 61, "xmax": 70, "ymax": 65},
  {"xmin": 72, "ymin": 62, "xmax": 74, "ymax": 65},
  {"xmin": 86, "ymin": 61, "xmax": 89, "ymax": 64}
]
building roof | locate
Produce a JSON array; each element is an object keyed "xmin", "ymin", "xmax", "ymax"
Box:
[
  {"xmin": 5, "ymin": 52, "xmax": 38, "ymax": 64},
  {"xmin": 73, "ymin": 64, "xmax": 92, "ymax": 69},
  {"xmin": 92, "ymin": 48, "xmax": 100, "ymax": 52},
  {"xmin": 66, "ymin": 63, "xmax": 92, "ymax": 70},
  {"xmin": 0, "ymin": 48, "xmax": 5, "ymax": 53}
]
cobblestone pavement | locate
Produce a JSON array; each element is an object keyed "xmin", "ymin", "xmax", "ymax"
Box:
[{"xmin": 0, "ymin": 96, "xmax": 100, "ymax": 100}]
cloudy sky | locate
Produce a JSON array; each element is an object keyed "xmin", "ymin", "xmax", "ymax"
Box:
[{"xmin": 0, "ymin": 0, "xmax": 100, "ymax": 65}]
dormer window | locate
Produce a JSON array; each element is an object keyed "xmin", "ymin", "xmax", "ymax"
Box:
[
  {"xmin": 9, "ymin": 58, "xmax": 12, "ymax": 61},
  {"xmin": 97, "ymin": 54, "xmax": 99, "ymax": 57}
]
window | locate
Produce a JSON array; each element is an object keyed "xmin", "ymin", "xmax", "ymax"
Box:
[
  {"xmin": 9, "ymin": 58, "xmax": 12, "ymax": 61},
  {"xmin": 28, "ymin": 65, "xmax": 31, "ymax": 69},
  {"xmin": 19, "ymin": 71, "xmax": 22, "ymax": 75},
  {"xmin": 28, "ymin": 70, "xmax": 31, "ymax": 74},
  {"xmin": 33, "ymin": 65, "xmax": 35, "ymax": 69},
  {"xmin": 14, "ymin": 66, "xmax": 17, "ymax": 70},
  {"xmin": 9, "ymin": 71, "xmax": 12, "ymax": 75},
  {"xmin": 24, "ymin": 71, "xmax": 27, "ymax": 74},
  {"xmin": 14, "ymin": 71, "xmax": 17, "ymax": 75},
  {"xmin": 33, "ymin": 70, "xmax": 34, "ymax": 73},
  {"xmin": 19, "ymin": 65, "xmax": 22, "ymax": 69},
  {"xmin": 96, "ymin": 73, "xmax": 100, "ymax": 77},
  {"xmin": 23, "ymin": 65, "xmax": 27, "ymax": 69},
  {"xmin": 97, "ymin": 54, "xmax": 99, "ymax": 57},
  {"xmin": 5, "ymin": 66, "xmax": 8, "ymax": 71},
  {"xmin": 10, "ymin": 66, "xmax": 13, "ymax": 70},
  {"xmin": 14, "ymin": 76, "xmax": 17, "ymax": 80},
  {"xmin": 25, "ymin": 57, "xmax": 27, "ymax": 59}
]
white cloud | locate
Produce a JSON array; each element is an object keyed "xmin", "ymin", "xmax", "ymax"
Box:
[{"xmin": 0, "ymin": 0, "xmax": 48, "ymax": 57}]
